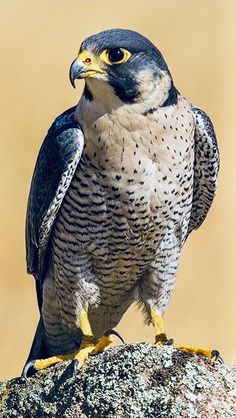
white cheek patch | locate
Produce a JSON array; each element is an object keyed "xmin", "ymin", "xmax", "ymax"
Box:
[{"xmin": 135, "ymin": 68, "xmax": 172, "ymax": 107}]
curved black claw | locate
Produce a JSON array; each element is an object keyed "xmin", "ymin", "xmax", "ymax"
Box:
[
  {"xmin": 155, "ymin": 333, "xmax": 173, "ymax": 346},
  {"xmin": 104, "ymin": 329, "xmax": 125, "ymax": 344},
  {"xmin": 211, "ymin": 350, "xmax": 224, "ymax": 364},
  {"xmin": 71, "ymin": 359, "xmax": 79, "ymax": 377},
  {"xmin": 164, "ymin": 338, "xmax": 174, "ymax": 346},
  {"xmin": 22, "ymin": 360, "xmax": 37, "ymax": 380}
]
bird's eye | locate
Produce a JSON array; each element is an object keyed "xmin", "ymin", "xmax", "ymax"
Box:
[
  {"xmin": 100, "ymin": 48, "xmax": 131, "ymax": 65},
  {"xmin": 108, "ymin": 48, "xmax": 125, "ymax": 63}
]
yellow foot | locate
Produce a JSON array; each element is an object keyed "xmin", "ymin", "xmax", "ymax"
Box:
[
  {"xmin": 23, "ymin": 329, "xmax": 124, "ymax": 378},
  {"xmin": 177, "ymin": 345, "xmax": 223, "ymax": 362},
  {"xmin": 150, "ymin": 310, "xmax": 222, "ymax": 363},
  {"xmin": 154, "ymin": 334, "xmax": 223, "ymax": 363}
]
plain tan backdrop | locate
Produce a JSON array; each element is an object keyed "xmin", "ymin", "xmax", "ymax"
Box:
[{"xmin": 0, "ymin": 0, "xmax": 235, "ymax": 380}]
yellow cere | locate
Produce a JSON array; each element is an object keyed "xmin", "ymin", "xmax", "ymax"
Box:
[{"xmin": 76, "ymin": 50, "xmax": 107, "ymax": 77}]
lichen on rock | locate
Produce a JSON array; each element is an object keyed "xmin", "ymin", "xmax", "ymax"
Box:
[{"xmin": 0, "ymin": 343, "xmax": 235, "ymax": 417}]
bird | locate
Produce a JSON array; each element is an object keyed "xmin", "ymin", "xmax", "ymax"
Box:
[{"xmin": 23, "ymin": 28, "xmax": 220, "ymax": 376}]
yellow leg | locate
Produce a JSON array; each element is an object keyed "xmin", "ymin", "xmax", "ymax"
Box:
[
  {"xmin": 80, "ymin": 308, "xmax": 93, "ymax": 336},
  {"xmin": 150, "ymin": 308, "xmax": 220, "ymax": 361},
  {"xmin": 23, "ymin": 309, "xmax": 114, "ymax": 376},
  {"xmin": 150, "ymin": 308, "xmax": 170, "ymax": 345}
]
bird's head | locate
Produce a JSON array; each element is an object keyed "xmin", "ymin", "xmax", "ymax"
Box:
[{"xmin": 70, "ymin": 29, "xmax": 176, "ymax": 109}]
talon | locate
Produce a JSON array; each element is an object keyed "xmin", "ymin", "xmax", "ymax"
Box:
[
  {"xmin": 22, "ymin": 359, "xmax": 36, "ymax": 379},
  {"xmin": 164, "ymin": 338, "xmax": 174, "ymax": 346},
  {"xmin": 211, "ymin": 350, "xmax": 224, "ymax": 364},
  {"xmin": 155, "ymin": 333, "xmax": 173, "ymax": 346},
  {"xmin": 104, "ymin": 329, "xmax": 125, "ymax": 344},
  {"xmin": 71, "ymin": 358, "xmax": 79, "ymax": 376},
  {"xmin": 155, "ymin": 333, "xmax": 168, "ymax": 344}
]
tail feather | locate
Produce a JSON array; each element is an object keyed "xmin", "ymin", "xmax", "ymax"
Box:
[{"xmin": 24, "ymin": 316, "xmax": 48, "ymax": 366}]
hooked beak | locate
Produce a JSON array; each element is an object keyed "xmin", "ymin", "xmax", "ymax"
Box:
[{"xmin": 69, "ymin": 50, "xmax": 107, "ymax": 88}]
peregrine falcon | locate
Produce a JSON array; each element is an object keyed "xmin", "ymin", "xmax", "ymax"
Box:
[{"xmin": 23, "ymin": 29, "xmax": 220, "ymax": 375}]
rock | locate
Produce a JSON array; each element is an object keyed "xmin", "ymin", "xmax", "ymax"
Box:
[{"xmin": 0, "ymin": 343, "xmax": 235, "ymax": 417}]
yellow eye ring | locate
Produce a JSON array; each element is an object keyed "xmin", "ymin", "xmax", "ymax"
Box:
[{"xmin": 100, "ymin": 48, "xmax": 131, "ymax": 65}]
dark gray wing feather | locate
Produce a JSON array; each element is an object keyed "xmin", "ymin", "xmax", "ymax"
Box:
[
  {"xmin": 187, "ymin": 106, "xmax": 220, "ymax": 236},
  {"xmin": 26, "ymin": 106, "xmax": 84, "ymax": 283}
]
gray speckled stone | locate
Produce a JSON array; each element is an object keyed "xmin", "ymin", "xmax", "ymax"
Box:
[{"xmin": 0, "ymin": 343, "xmax": 235, "ymax": 418}]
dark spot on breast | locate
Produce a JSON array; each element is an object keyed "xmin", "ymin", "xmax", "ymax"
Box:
[
  {"xmin": 112, "ymin": 186, "xmax": 119, "ymax": 192},
  {"xmin": 143, "ymin": 107, "xmax": 157, "ymax": 116},
  {"xmin": 128, "ymin": 208, "xmax": 135, "ymax": 214}
]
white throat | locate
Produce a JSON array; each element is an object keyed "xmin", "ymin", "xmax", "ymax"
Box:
[{"xmin": 74, "ymin": 70, "xmax": 172, "ymax": 128}]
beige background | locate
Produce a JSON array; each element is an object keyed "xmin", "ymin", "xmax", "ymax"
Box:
[{"xmin": 0, "ymin": 0, "xmax": 235, "ymax": 380}]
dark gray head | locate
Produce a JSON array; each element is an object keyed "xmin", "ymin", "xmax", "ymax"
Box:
[{"xmin": 70, "ymin": 29, "xmax": 177, "ymax": 106}]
